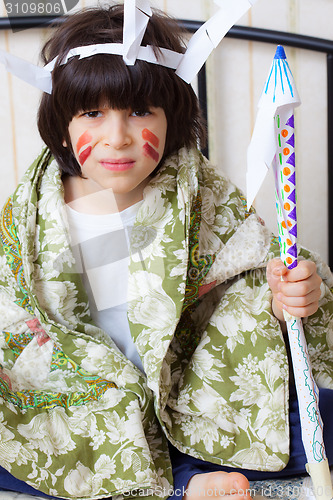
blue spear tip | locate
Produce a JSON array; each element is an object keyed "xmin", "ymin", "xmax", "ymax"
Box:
[{"xmin": 274, "ymin": 45, "xmax": 287, "ymax": 60}]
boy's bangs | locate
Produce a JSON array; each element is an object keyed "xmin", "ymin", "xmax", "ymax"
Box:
[{"xmin": 56, "ymin": 54, "xmax": 165, "ymax": 119}]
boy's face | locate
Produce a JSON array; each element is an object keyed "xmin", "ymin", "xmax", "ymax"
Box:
[{"xmin": 65, "ymin": 106, "xmax": 167, "ymax": 210}]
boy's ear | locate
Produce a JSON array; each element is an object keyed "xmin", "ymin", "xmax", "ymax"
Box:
[{"xmin": 62, "ymin": 139, "xmax": 67, "ymax": 147}]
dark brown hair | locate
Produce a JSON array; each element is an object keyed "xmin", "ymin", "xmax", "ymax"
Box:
[{"xmin": 37, "ymin": 5, "xmax": 206, "ymax": 176}]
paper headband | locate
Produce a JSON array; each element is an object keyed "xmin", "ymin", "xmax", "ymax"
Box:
[{"xmin": 0, "ymin": 0, "xmax": 258, "ymax": 94}]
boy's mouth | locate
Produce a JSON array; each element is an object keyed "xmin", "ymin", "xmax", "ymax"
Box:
[{"xmin": 99, "ymin": 158, "xmax": 135, "ymax": 171}]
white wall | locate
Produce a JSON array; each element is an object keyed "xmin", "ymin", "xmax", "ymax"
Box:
[{"xmin": 0, "ymin": 0, "xmax": 331, "ymax": 264}]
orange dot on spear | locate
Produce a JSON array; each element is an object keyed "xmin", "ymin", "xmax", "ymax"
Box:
[
  {"xmin": 287, "ymin": 220, "xmax": 293, "ymax": 227},
  {"xmin": 283, "ymin": 167, "xmax": 291, "ymax": 176},
  {"xmin": 284, "ymin": 185, "xmax": 291, "ymax": 192},
  {"xmin": 284, "ymin": 202, "xmax": 291, "ymax": 211},
  {"xmin": 282, "ymin": 129, "xmax": 288, "ymax": 137},
  {"xmin": 283, "ymin": 148, "xmax": 290, "ymax": 156},
  {"xmin": 282, "ymin": 221, "xmax": 287, "ymax": 229},
  {"xmin": 287, "ymin": 238, "xmax": 292, "ymax": 245},
  {"xmin": 286, "ymin": 257, "xmax": 293, "ymax": 265}
]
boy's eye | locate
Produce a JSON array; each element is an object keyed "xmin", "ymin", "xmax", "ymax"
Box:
[
  {"xmin": 82, "ymin": 110, "xmax": 102, "ymax": 118},
  {"xmin": 131, "ymin": 110, "xmax": 151, "ymax": 117}
]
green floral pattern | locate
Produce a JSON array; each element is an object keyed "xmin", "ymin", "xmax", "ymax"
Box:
[{"xmin": 0, "ymin": 147, "xmax": 332, "ymax": 499}]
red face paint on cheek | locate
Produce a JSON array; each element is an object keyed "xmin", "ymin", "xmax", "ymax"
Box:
[
  {"xmin": 79, "ymin": 146, "xmax": 92, "ymax": 166},
  {"xmin": 76, "ymin": 131, "xmax": 92, "ymax": 154},
  {"xmin": 142, "ymin": 128, "xmax": 159, "ymax": 148},
  {"xmin": 143, "ymin": 142, "xmax": 159, "ymax": 163}
]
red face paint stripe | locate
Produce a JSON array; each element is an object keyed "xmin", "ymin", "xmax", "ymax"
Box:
[
  {"xmin": 76, "ymin": 131, "xmax": 92, "ymax": 154},
  {"xmin": 79, "ymin": 146, "xmax": 92, "ymax": 166},
  {"xmin": 143, "ymin": 142, "xmax": 159, "ymax": 163},
  {"xmin": 142, "ymin": 128, "xmax": 159, "ymax": 148}
]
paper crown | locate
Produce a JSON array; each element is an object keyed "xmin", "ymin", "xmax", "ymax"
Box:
[{"xmin": 0, "ymin": 0, "xmax": 258, "ymax": 94}]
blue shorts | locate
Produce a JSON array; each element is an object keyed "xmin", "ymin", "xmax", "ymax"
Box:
[{"xmin": 0, "ymin": 386, "xmax": 332, "ymax": 499}]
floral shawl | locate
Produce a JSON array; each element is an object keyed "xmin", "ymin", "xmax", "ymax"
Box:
[{"xmin": 0, "ymin": 147, "xmax": 332, "ymax": 499}]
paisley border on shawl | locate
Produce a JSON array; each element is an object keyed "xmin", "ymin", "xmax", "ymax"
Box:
[
  {"xmin": 175, "ymin": 190, "xmax": 216, "ymax": 358},
  {"xmin": 0, "ymin": 376, "xmax": 117, "ymax": 410},
  {"xmin": 0, "ymin": 336, "xmax": 118, "ymax": 409},
  {"xmin": 182, "ymin": 189, "xmax": 215, "ymax": 310},
  {"xmin": 0, "ymin": 197, "xmax": 32, "ymax": 313},
  {"xmin": 3, "ymin": 330, "xmax": 34, "ymax": 360},
  {"xmin": 240, "ymin": 194, "xmax": 256, "ymax": 219},
  {"xmin": 0, "ymin": 194, "xmax": 119, "ymax": 410}
]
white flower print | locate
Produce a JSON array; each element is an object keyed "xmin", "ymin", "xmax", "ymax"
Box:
[
  {"xmin": 199, "ymin": 163, "xmax": 231, "ymax": 205},
  {"xmin": 135, "ymin": 468, "xmax": 153, "ymax": 484},
  {"xmin": 38, "ymin": 161, "xmax": 66, "ymax": 225},
  {"xmin": 128, "ymin": 271, "xmax": 177, "ymax": 337},
  {"xmin": 17, "ymin": 407, "xmax": 76, "ymax": 456},
  {"xmin": 95, "ymin": 454, "xmax": 116, "ymax": 479},
  {"xmin": 187, "ymin": 332, "xmax": 225, "ymax": 382},
  {"xmin": 236, "ymin": 278, "xmax": 272, "ymax": 316},
  {"xmin": 147, "ymin": 172, "xmax": 176, "ymax": 195},
  {"xmin": 191, "ymin": 382, "xmax": 247, "ymax": 434},
  {"xmin": 230, "ymin": 353, "xmax": 269, "ymax": 407},
  {"xmin": 214, "ymin": 208, "xmax": 237, "ymax": 236},
  {"xmin": 211, "ymin": 310, "xmax": 248, "ymax": 353},
  {"xmin": 178, "ymin": 415, "xmax": 220, "ymax": 454},
  {"xmin": 200, "ymin": 187, "xmax": 216, "ymax": 226},
  {"xmin": 308, "ymin": 343, "xmax": 333, "ymax": 388},
  {"xmin": 259, "ymin": 349, "xmax": 287, "ymax": 389},
  {"xmin": 231, "ymin": 442, "xmax": 269, "ymax": 468},
  {"xmin": 0, "ymin": 413, "xmax": 21, "ymax": 470},
  {"xmin": 0, "ymin": 293, "xmax": 31, "ymax": 332},
  {"xmin": 199, "ymin": 219, "xmax": 223, "ymax": 256},
  {"xmin": 169, "ymin": 241, "xmax": 188, "ymax": 280},
  {"xmin": 172, "ymin": 384, "xmax": 191, "ymax": 410},
  {"xmin": 33, "ymin": 279, "xmax": 79, "ymax": 327},
  {"xmin": 64, "ymin": 462, "xmax": 96, "ymax": 496},
  {"xmin": 74, "ymin": 338, "xmax": 141, "ymax": 385},
  {"xmin": 199, "ymin": 186, "xmax": 222, "ymax": 255},
  {"xmin": 112, "ymin": 477, "xmax": 137, "ymax": 491},
  {"xmin": 104, "ymin": 411, "xmax": 127, "ymax": 444},
  {"xmin": 124, "ymin": 401, "xmax": 150, "ymax": 449},
  {"xmin": 254, "ymin": 386, "xmax": 288, "ymax": 455},
  {"xmin": 131, "ymin": 189, "xmax": 173, "ymax": 265},
  {"xmin": 90, "ymin": 430, "xmax": 106, "ymax": 450},
  {"xmin": 13, "ymin": 177, "xmax": 32, "ymax": 209},
  {"xmin": 220, "ymin": 435, "xmax": 235, "ymax": 449}
]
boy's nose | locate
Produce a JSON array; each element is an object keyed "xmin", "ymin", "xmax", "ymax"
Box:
[{"xmin": 103, "ymin": 114, "xmax": 131, "ymax": 149}]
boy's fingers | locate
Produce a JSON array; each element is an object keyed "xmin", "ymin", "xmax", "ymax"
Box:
[
  {"xmin": 278, "ymin": 276, "xmax": 321, "ymax": 300},
  {"xmin": 279, "ymin": 274, "xmax": 322, "ymax": 297},
  {"xmin": 269, "ymin": 259, "xmax": 322, "ymax": 320},
  {"xmin": 267, "ymin": 258, "xmax": 287, "ymax": 276},
  {"xmin": 285, "ymin": 260, "xmax": 317, "ymax": 282},
  {"xmin": 282, "ymin": 301, "xmax": 320, "ymax": 318},
  {"xmin": 278, "ymin": 288, "xmax": 321, "ymax": 307}
]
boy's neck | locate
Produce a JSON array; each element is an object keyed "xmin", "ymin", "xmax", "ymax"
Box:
[{"xmin": 62, "ymin": 175, "xmax": 145, "ymax": 214}]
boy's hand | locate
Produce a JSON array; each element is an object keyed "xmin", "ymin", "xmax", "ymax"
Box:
[{"xmin": 266, "ymin": 259, "xmax": 322, "ymax": 323}]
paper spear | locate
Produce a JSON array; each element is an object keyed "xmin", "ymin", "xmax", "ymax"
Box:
[{"xmin": 247, "ymin": 45, "xmax": 333, "ymax": 500}]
